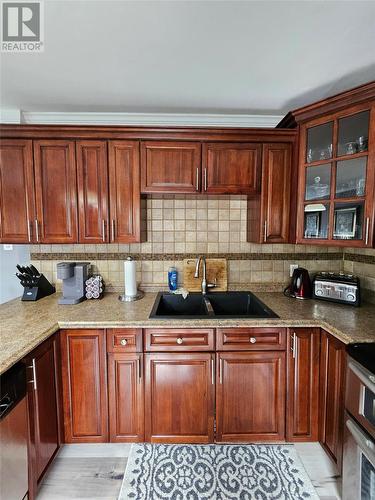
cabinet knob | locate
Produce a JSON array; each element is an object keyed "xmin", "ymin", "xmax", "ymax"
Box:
[
  {"xmin": 249, "ymin": 337, "xmax": 257, "ymax": 344},
  {"xmin": 120, "ymin": 339, "xmax": 128, "ymax": 346},
  {"xmin": 176, "ymin": 337, "xmax": 183, "ymax": 345}
]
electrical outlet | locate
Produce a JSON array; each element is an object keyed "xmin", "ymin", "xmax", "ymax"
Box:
[{"xmin": 290, "ymin": 264, "xmax": 299, "ymax": 277}]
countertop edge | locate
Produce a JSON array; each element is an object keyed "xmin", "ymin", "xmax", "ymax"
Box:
[{"xmin": 0, "ymin": 317, "xmax": 366, "ymax": 376}]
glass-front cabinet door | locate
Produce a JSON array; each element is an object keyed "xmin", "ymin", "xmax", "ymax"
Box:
[{"xmin": 299, "ymin": 104, "xmax": 374, "ymax": 247}]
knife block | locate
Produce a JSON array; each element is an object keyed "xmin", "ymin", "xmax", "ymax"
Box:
[{"xmin": 21, "ymin": 274, "xmax": 56, "ymax": 301}]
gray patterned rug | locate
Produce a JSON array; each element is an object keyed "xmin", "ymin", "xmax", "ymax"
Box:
[{"xmin": 118, "ymin": 444, "xmax": 319, "ymax": 499}]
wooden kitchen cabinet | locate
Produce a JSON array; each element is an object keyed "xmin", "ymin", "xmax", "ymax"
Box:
[
  {"xmin": 319, "ymin": 329, "xmax": 346, "ymax": 468},
  {"xmin": 60, "ymin": 329, "xmax": 108, "ymax": 442},
  {"xmin": 33, "ymin": 140, "xmax": 78, "ymax": 243},
  {"xmin": 216, "ymin": 351, "xmax": 286, "ymax": 442},
  {"xmin": 108, "ymin": 353, "xmax": 144, "ymax": 442},
  {"xmin": 202, "ymin": 142, "xmax": 261, "ymax": 194},
  {"xmin": 141, "ymin": 140, "xmax": 202, "ymax": 193},
  {"xmin": 145, "ymin": 353, "xmax": 214, "ymax": 443},
  {"xmin": 280, "ymin": 82, "xmax": 375, "ymax": 248},
  {"xmin": 247, "ymin": 143, "xmax": 293, "ymax": 243},
  {"xmin": 0, "ymin": 139, "xmax": 36, "ymax": 243},
  {"xmin": 108, "ymin": 140, "xmax": 141, "ymax": 242},
  {"xmin": 76, "ymin": 140, "xmax": 109, "ymax": 243},
  {"xmin": 286, "ymin": 328, "xmax": 320, "ymax": 441},
  {"xmin": 25, "ymin": 334, "xmax": 62, "ymax": 498}
]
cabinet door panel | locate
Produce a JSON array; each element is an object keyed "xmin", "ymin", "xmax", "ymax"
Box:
[
  {"xmin": 262, "ymin": 143, "xmax": 292, "ymax": 243},
  {"xmin": 287, "ymin": 328, "xmax": 320, "ymax": 441},
  {"xmin": 319, "ymin": 330, "xmax": 346, "ymax": 468},
  {"xmin": 216, "ymin": 352, "xmax": 285, "ymax": 442},
  {"xmin": 77, "ymin": 141, "xmax": 108, "ymax": 243},
  {"xmin": 108, "ymin": 353, "xmax": 144, "ymax": 442},
  {"xmin": 203, "ymin": 143, "xmax": 261, "ymax": 194},
  {"xmin": 145, "ymin": 353, "xmax": 214, "ymax": 443},
  {"xmin": 25, "ymin": 335, "xmax": 61, "ymax": 496},
  {"xmin": 33, "ymin": 140, "xmax": 78, "ymax": 243},
  {"xmin": 108, "ymin": 141, "xmax": 141, "ymax": 242},
  {"xmin": 60, "ymin": 329, "xmax": 108, "ymax": 442},
  {"xmin": 0, "ymin": 140, "xmax": 35, "ymax": 242},
  {"xmin": 141, "ymin": 141, "xmax": 201, "ymax": 193}
]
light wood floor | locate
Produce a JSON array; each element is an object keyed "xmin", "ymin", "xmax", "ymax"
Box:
[{"xmin": 36, "ymin": 442, "xmax": 341, "ymax": 500}]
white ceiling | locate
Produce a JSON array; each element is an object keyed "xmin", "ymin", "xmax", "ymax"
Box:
[{"xmin": 1, "ymin": 0, "xmax": 375, "ymax": 118}]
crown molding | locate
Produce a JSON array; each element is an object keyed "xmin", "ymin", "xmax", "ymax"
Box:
[
  {"xmin": 20, "ymin": 111, "xmax": 283, "ymax": 128},
  {"xmin": 0, "ymin": 109, "xmax": 21, "ymax": 123}
]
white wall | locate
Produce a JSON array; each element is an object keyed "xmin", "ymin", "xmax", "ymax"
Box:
[{"xmin": 0, "ymin": 244, "xmax": 30, "ymax": 304}]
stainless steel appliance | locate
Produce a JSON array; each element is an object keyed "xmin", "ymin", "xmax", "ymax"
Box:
[
  {"xmin": 313, "ymin": 272, "xmax": 360, "ymax": 306},
  {"xmin": 343, "ymin": 344, "xmax": 375, "ymax": 500},
  {"xmin": 57, "ymin": 262, "xmax": 90, "ymax": 304},
  {"xmin": 0, "ymin": 362, "xmax": 28, "ymax": 500}
]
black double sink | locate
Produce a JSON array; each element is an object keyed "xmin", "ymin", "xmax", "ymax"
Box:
[{"xmin": 149, "ymin": 291, "xmax": 279, "ymax": 319}]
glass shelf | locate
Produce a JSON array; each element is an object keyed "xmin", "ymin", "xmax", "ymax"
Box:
[
  {"xmin": 337, "ymin": 111, "xmax": 369, "ymax": 157},
  {"xmin": 304, "ymin": 203, "xmax": 330, "ymax": 239},
  {"xmin": 305, "ymin": 163, "xmax": 331, "ymax": 201},
  {"xmin": 333, "ymin": 201, "xmax": 364, "ymax": 240},
  {"xmin": 306, "ymin": 122, "xmax": 333, "ymax": 163},
  {"xmin": 335, "ymin": 157, "xmax": 367, "ymax": 199}
]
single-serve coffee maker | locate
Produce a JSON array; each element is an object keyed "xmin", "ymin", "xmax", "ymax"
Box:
[{"xmin": 57, "ymin": 262, "xmax": 90, "ymax": 304}]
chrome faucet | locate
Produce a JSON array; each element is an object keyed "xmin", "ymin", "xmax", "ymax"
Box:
[{"xmin": 194, "ymin": 256, "xmax": 216, "ymax": 295}]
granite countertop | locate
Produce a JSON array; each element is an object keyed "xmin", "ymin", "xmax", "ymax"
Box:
[{"xmin": 1, "ymin": 291, "xmax": 374, "ymax": 375}]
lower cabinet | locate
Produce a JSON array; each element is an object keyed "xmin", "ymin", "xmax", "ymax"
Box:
[
  {"xmin": 144, "ymin": 353, "xmax": 215, "ymax": 443},
  {"xmin": 216, "ymin": 352, "xmax": 286, "ymax": 442},
  {"xmin": 108, "ymin": 353, "xmax": 144, "ymax": 442},
  {"xmin": 60, "ymin": 329, "xmax": 108, "ymax": 442},
  {"xmin": 24, "ymin": 334, "xmax": 62, "ymax": 499},
  {"xmin": 319, "ymin": 329, "xmax": 346, "ymax": 468},
  {"xmin": 287, "ymin": 328, "xmax": 320, "ymax": 441}
]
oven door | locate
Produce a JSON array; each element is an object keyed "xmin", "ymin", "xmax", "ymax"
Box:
[
  {"xmin": 346, "ymin": 358, "xmax": 375, "ymax": 437},
  {"xmin": 343, "ymin": 413, "xmax": 375, "ymax": 500}
]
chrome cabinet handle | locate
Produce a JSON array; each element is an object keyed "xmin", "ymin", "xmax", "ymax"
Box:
[
  {"xmin": 291, "ymin": 332, "xmax": 297, "ymax": 359},
  {"xmin": 219, "ymin": 358, "xmax": 223, "ymax": 384},
  {"xmin": 365, "ymin": 217, "xmax": 370, "ymax": 245},
  {"xmin": 249, "ymin": 337, "xmax": 257, "ymax": 344},
  {"xmin": 111, "ymin": 219, "xmax": 116, "ymax": 241},
  {"xmin": 27, "ymin": 220, "xmax": 32, "ymax": 242},
  {"xmin": 138, "ymin": 356, "xmax": 142, "ymax": 382},
  {"xmin": 34, "ymin": 220, "xmax": 39, "ymax": 242},
  {"xmin": 120, "ymin": 339, "xmax": 127, "ymax": 346},
  {"xmin": 196, "ymin": 167, "xmax": 199, "ymax": 191},
  {"xmin": 176, "ymin": 337, "xmax": 183, "ymax": 345},
  {"xmin": 264, "ymin": 221, "xmax": 267, "ymax": 242},
  {"xmin": 211, "ymin": 357, "xmax": 214, "ymax": 385},
  {"xmin": 204, "ymin": 168, "xmax": 207, "ymax": 191},
  {"xmin": 27, "ymin": 359, "xmax": 37, "ymax": 390},
  {"xmin": 102, "ymin": 220, "xmax": 106, "ymax": 242}
]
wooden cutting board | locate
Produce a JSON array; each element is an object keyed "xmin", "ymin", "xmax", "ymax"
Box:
[{"xmin": 183, "ymin": 258, "xmax": 227, "ymax": 292}]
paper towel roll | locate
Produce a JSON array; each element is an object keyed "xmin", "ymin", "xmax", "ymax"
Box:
[{"xmin": 124, "ymin": 258, "xmax": 137, "ymax": 297}]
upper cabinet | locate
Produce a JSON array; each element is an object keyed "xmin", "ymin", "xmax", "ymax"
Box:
[
  {"xmin": 247, "ymin": 143, "xmax": 293, "ymax": 244},
  {"xmin": 108, "ymin": 141, "xmax": 141, "ymax": 243},
  {"xmin": 76, "ymin": 141, "xmax": 109, "ymax": 243},
  {"xmin": 141, "ymin": 141, "xmax": 201, "ymax": 193},
  {"xmin": 0, "ymin": 139, "xmax": 36, "ymax": 243},
  {"xmin": 279, "ymin": 82, "xmax": 375, "ymax": 248},
  {"xmin": 33, "ymin": 140, "xmax": 78, "ymax": 243},
  {"xmin": 202, "ymin": 143, "xmax": 261, "ymax": 194},
  {"xmin": 298, "ymin": 105, "xmax": 375, "ymax": 247}
]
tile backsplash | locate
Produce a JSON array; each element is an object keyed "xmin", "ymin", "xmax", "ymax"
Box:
[{"xmin": 29, "ymin": 195, "xmax": 375, "ymax": 300}]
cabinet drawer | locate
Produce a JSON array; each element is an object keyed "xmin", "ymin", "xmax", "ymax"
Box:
[
  {"xmin": 106, "ymin": 329, "xmax": 142, "ymax": 353},
  {"xmin": 217, "ymin": 328, "xmax": 286, "ymax": 351},
  {"xmin": 144, "ymin": 329, "xmax": 215, "ymax": 351}
]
